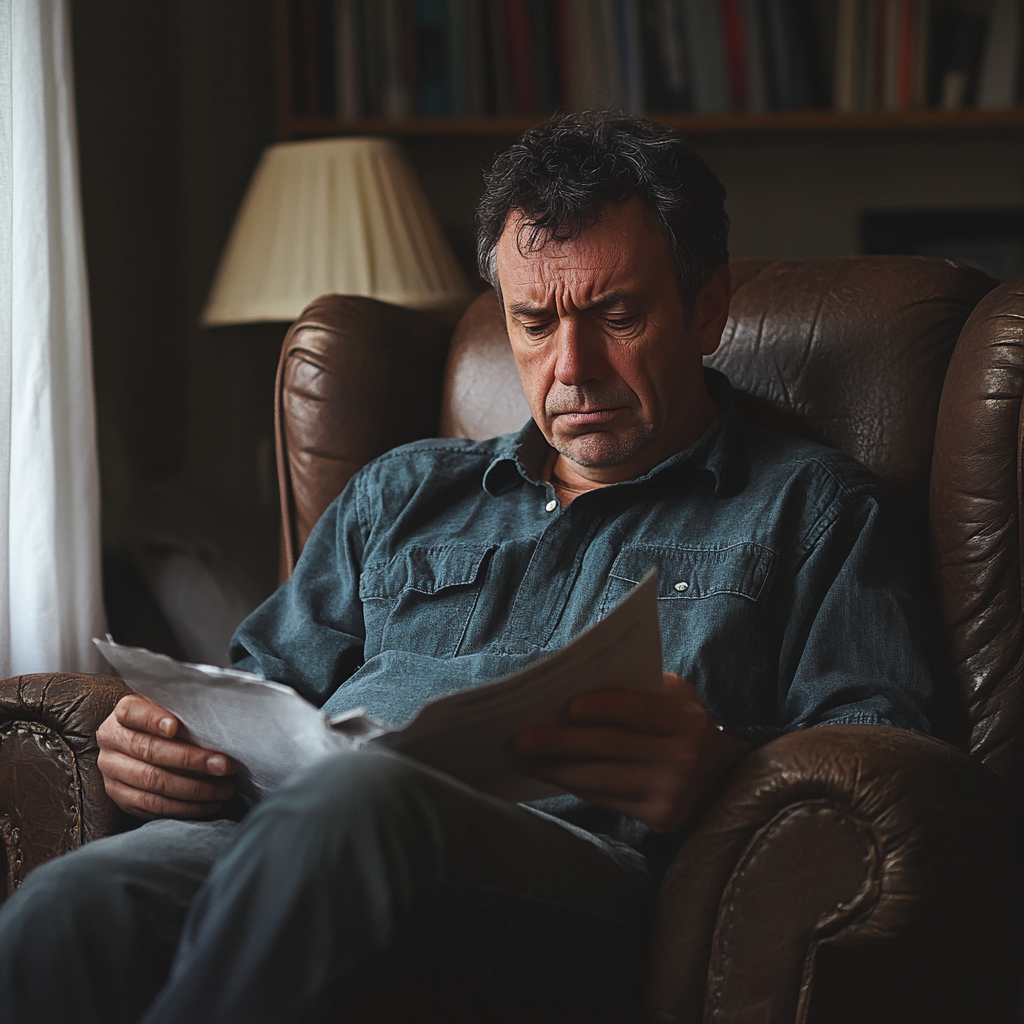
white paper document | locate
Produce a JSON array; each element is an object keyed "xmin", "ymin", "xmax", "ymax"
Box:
[{"xmin": 94, "ymin": 572, "xmax": 663, "ymax": 802}]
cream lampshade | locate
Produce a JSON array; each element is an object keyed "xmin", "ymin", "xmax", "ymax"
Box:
[{"xmin": 201, "ymin": 137, "xmax": 473, "ymax": 325}]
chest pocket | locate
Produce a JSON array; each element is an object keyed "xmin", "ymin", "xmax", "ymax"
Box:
[
  {"xmin": 600, "ymin": 542, "xmax": 774, "ymax": 617},
  {"xmin": 360, "ymin": 544, "xmax": 493, "ymax": 659}
]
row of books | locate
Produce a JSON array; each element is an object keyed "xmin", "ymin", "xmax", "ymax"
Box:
[
  {"xmin": 834, "ymin": 0, "xmax": 1021, "ymax": 111},
  {"xmin": 287, "ymin": 0, "xmax": 1023, "ymax": 119}
]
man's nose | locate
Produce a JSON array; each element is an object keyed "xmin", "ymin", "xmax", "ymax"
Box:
[{"xmin": 553, "ymin": 320, "xmax": 606, "ymax": 386}]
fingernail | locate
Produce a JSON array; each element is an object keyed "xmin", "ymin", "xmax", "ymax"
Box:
[
  {"xmin": 206, "ymin": 755, "xmax": 228, "ymax": 775},
  {"xmin": 158, "ymin": 717, "xmax": 174, "ymax": 736}
]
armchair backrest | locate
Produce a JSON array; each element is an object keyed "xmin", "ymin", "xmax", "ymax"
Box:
[
  {"xmin": 277, "ymin": 257, "xmax": 1024, "ymax": 782},
  {"xmin": 439, "ymin": 257, "xmax": 996, "ymax": 539}
]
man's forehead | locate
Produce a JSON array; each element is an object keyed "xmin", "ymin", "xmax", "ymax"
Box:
[{"xmin": 495, "ymin": 203, "xmax": 656, "ymax": 293}]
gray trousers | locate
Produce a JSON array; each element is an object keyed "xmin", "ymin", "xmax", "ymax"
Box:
[{"xmin": 0, "ymin": 748, "xmax": 655, "ymax": 1023}]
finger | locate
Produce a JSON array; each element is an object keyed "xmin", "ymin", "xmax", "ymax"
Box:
[
  {"xmin": 101, "ymin": 716, "xmax": 234, "ymax": 777},
  {"xmin": 99, "ymin": 719, "xmax": 234, "ymax": 777},
  {"xmin": 515, "ymin": 723, "xmax": 693, "ymax": 766},
  {"xmin": 103, "ymin": 776, "xmax": 227, "ymax": 822},
  {"xmin": 566, "ymin": 689, "xmax": 705, "ymax": 735},
  {"xmin": 526, "ymin": 760, "xmax": 692, "ymax": 832},
  {"xmin": 115, "ymin": 694, "xmax": 182, "ymax": 738},
  {"xmin": 528, "ymin": 758, "xmax": 676, "ymax": 803},
  {"xmin": 662, "ymin": 672, "xmax": 701, "ymax": 701},
  {"xmin": 98, "ymin": 749, "xmax": 236, "ymax": 803}
]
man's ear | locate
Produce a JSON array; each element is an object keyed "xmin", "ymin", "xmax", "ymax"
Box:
[{"xmin": 694, "ymin": 264, "xmax": 732, "ymax": 358}]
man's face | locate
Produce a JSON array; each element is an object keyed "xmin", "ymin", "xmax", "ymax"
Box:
[{"xmin": 495, "ymin": 195, "xmax": 730, "ymax": 483}]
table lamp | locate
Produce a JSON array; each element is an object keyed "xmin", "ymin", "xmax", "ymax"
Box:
[{"xmin": 201, "ymin": 137, "xmax": 473, "ymax": 325}]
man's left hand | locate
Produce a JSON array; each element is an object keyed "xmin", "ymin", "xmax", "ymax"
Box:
[{"xmin": 513, "ymin": 673, "xmax": 749, "ymax": 833}]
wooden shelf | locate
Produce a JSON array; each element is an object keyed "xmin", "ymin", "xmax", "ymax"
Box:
[{"xmin": 277, "ymin": 108, "xmax": 1024, "ymax": 141}]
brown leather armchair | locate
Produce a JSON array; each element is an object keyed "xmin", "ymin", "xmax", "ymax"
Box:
[{"xmin": 1, "ymin": 257, "xmax": 1021, "ymax": 1023}]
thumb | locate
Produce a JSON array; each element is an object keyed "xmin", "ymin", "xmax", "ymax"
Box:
[{"xmin": 663, "ymin": 671, "xmax": 704, "ymax": 705}]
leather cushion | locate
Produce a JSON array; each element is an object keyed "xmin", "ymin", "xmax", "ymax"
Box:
[{"xmin": 931, "ymin": 276, "xmax": 1024, "ymax": 787}]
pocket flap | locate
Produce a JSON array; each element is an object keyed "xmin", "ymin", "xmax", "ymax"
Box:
[
  {"xmin": 361, "ymin": 544, "xmax": 493, "ymax": 599},
  {"xmin": 608, "ymin": 543, "xmax": 773, "ymax": 601}
]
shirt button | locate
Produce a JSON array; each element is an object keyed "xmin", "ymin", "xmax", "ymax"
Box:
[
  {"xmin": 545, "ymin": 499, "xmax": 559, "ymax": 513},
  {"xmin": 674, "ymin": 581, "xmax": 689, "ymax": 592}
]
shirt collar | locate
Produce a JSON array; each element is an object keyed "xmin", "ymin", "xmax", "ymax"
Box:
[{"xmin": 481, "ymin": 368, "xmax": 738, "ymax": 497}]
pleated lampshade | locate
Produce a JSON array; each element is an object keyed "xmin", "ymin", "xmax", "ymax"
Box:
[{"xmin": 201, "ymin": 137, "xmax": 473, "ymax": 325}]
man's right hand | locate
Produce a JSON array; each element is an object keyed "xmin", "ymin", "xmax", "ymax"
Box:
[{"xmin": 96, "ymin": 695, "xmax": 236, "ymax": 820}]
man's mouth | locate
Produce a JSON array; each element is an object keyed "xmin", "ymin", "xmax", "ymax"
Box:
[{"xmin": 554, "ymin": 408, "xmax": 623, "ymax": 428}]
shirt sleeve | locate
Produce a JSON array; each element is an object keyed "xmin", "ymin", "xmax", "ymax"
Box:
[
  {"xmin": 771, "ymin": 480, "xmax": 956, "ymax": 743},
  {"xmin": 228, "ymin": 471, "xmax": 369, "ymax": 708}
]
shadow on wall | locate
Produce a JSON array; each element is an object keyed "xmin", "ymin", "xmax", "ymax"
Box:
[{"xmin": 73, "ymin": 1, "xmax": 279, "ymax": 664}]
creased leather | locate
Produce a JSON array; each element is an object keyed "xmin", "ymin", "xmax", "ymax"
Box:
[
  {"xmin": 931, "ymin": 278, "xmax": 1024, "ymax": 796},
  {"xmin": 0, "ymin": 673, "xmax": 130, "ymax": 902},
  {"xmin": 645, "ymin": 725, "xmax": 1015, "ymax": 1024},
  {"xmin": 439, "ymin": 290, "xmax": 530, "ymax": 441},
  {"xmin": 276, "ymin": 295, "xmax": 452, "ymax": 578},
  {"xmin": 709, "ymin": 256, "xmax": 997, "ymax": 539}
]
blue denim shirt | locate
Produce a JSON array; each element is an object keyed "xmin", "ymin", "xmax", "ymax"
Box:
[{"xmin": 230, "ymin": 370, "xmax": 948, "ymax": 857}]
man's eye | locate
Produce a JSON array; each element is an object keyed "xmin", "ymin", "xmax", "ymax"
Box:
[
  {"xmin": 523, "ymin": 323, "xmax": 552, "ymax": 338},
  {"xmin": 606, "ymin": 317, "xmax": 636, "ymax": 331}
]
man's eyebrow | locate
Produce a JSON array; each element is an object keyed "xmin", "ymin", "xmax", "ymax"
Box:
[
  {"xmin": 507, "ymin": 292, "xmax": 634, "ymax": 319},
  {"xmin": 507, "ymin": 302, "xmax": 551, "ymax": 319}
]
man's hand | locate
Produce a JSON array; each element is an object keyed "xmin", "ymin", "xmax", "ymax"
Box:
[
  {"xmin": 96, "ymin": 695, "xmax": 236, "ymax": 820},
  {"xmin": 514, "ymin": 673, "xmax": 749, "ymax": 833}
]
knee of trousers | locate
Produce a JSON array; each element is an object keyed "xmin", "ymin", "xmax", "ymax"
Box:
[
  {"xmin": 0, "ymin": 844, "xmax": 137, "ymax": 953},
  {"xmin": 236, "ymin": 748, "xmax": 454, "ymax": 880}
]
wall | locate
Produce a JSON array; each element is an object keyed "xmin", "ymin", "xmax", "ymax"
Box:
[
  {"xmin": 73, "ymin": 0, "xmax": 277, "ymax": 655},
  {"xmin": 403, "ymin": 131, "xmax": 1024, "ymax": 277}
]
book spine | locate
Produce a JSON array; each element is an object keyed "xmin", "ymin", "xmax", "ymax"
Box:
[
  {"xmin": 466, "ymin": 0, "xmax": 489, "ymax": 114},
  {"xmin": 298, "ymin": 0, "xmax": 320, "ymax": 114},
  {"xmin": 570, "ymin": 0, "xmax": 605, "ymax": 109},
  {"xmin": 486, "ymin": 0, "xmax": 514, "ymax": 113},
  {"xmin": 382, "ymin": 0, "xmax": 412, "ymax": 118},
  {"xmin": 978, "ymin": 0, "xmax": 1021, "ymax": 108},
  {"xmin": 881, "ymin": 0, "xmax": 900, "ymax": 109},
  {"xmin": 362, "ymin": 0, "xmax": 383, "ymax": 116},
  {"xmin": 834, "ymin": 0, "xmax": 859, "ymax": 110},
  {"xmin": 896, "ymin": 0, "xmax": 915, "ymax": 109},
  {"xmin": 761, "ymin": 0, "xmax": 794, "ymax": 109},
  {"xmin": 335, "ymin": 0, "xmax": 362, "ymax": 118},
  {"xmin": 720, "ymin": 0, "xmax": 750, "ymax": 110},
  {"xmin": 618, "ymin": 0, "xmax": 646, "ymax": 113},
  {"xmin": 910, "ymin": 0, "xmax": 929, "ymax": 107},
  {"xmin": 505, "ymin": 0, "xmax": 539, "ymax": 114},
  {"xmin": 684, "ymin": 0, "xmax": 732, "ymax": 112},
  {"xmin": 448, "ymin": 0, "xmax": 471, "ymax": 116},
  {"xmin": 741, "ymin": 0, "xmax": 768, "ymax": 111},
  {"xmin": 532, "ymin": 0, "xmax": 561, "ymax": 112},
  {"xmin": 557, "ymin": 0, "xmax": 575, "ymax": 110},
  {"xmin": 859, "ymin": 0, "xmax": 878, "ymax": 109},
  {"xmin": 415, "ymin": 0, "xmax": 448, "ymax": 115},
  {"xmin": 599, "ymin": 0, "xmax": 625, "ymax": 108}
]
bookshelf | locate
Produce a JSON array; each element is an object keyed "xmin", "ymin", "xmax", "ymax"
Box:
[
  {"xmin": 279, "ymin": 108, "xmax": 1024, "ymax": 140},
  {"xmin": 273, "ymin": 0, "xmax": 1024, "ymax": 143}
]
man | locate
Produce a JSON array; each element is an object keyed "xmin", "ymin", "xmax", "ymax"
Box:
[{"xmin": 0, "ymin": 113, "xmax": 946, "ymax": 1023}]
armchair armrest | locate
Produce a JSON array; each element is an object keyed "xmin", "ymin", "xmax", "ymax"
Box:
[
  {"xmin": 645, "ymin": 725, "xmax": 1017, "ymax": 1024},
  {"xmin": 0, "ymin": 673, "xmax": 131, "ymax": 904}
]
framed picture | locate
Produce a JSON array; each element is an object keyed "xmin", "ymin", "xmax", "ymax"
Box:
[{"xmin": 861, "ymin": 209, "xmax": 1024, "ymax": 281}]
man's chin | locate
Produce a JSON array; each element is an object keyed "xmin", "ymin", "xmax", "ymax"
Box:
[{"xmin": 554, "ymin": 431, "xmax": 649, "ymax": 470}]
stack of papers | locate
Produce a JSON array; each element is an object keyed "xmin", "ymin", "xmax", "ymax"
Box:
[{"xmin": 95, "ymin": 572, "xmax": 663, "ymax": 802}]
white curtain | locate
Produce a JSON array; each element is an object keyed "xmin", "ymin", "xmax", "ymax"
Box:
[{"xmin": 0, "ymin": 0, "xmax": 106, "ymax": 676}]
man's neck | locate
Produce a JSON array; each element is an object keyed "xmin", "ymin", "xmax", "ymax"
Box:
[{"xmin": 544, "ymin": 451, "xmax": 616, "ymax": 506}]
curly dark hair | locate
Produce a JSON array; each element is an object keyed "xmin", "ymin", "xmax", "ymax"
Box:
[{"xmin": 475, "ymin": 112, "xmax": 729, "ymax": 316}]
